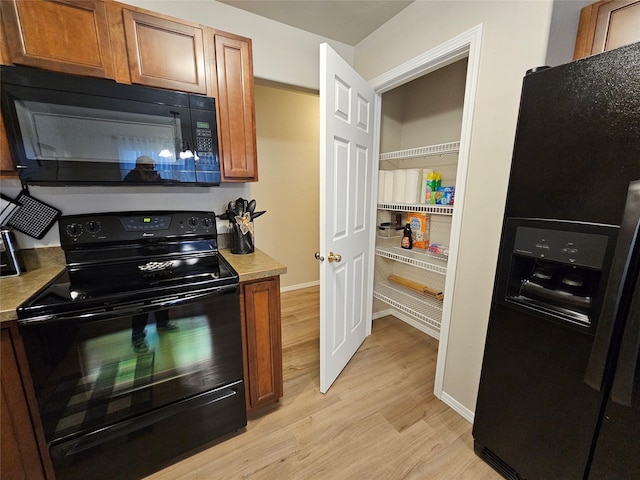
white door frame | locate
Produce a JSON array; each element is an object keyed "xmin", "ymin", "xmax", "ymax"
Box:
[{"xmin": 368, "ymin": 24, "xmax": 483, "ymax": 411}]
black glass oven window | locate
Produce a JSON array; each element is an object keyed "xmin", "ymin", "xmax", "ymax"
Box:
[{"xmin": 20, "ymin": 292, "xmax": 242, "ymax": 445}]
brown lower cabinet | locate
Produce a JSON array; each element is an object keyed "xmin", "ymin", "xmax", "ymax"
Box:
[
  {"xmin": 240, "ymin": 276, "xmax": 284, "ymax": 412},
  {"xmin": 1, "ymin": 325, "xmax": 54, "ymax": 480}
]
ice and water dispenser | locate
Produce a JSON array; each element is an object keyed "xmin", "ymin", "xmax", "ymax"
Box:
[{"xmin": 497, "ymin": 219, "xmax": 615, "ymax": 328}]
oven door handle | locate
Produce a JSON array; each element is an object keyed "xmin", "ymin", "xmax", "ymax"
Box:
[
  {"xmin": 18, "ymin": 284, "xmax": 239, "ymax": 325},
  {"xmin": 58, "ymin": 381, "xmax": 242, "ymax": 458}
]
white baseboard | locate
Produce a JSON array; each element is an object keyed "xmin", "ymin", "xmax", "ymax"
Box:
[
  {"xmin": 440, "ymin": 391, "xmax": 475, "ymax": 423},
  {"xmin": 280, "ymin": 280, "xmax": 320, "ymax": 293}
]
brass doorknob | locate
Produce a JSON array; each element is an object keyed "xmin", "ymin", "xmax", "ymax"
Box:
[
  {"xmin": 314, "ymin": 252, "xmax": 324, "ymax": 261},
  {"xmin": 327, "ymin": 252, "xmax": 342, "ymax": 263}
]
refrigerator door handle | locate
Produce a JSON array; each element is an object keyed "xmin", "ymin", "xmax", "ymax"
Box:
[
  {"xmin": 584, "ymin": 180, "xmax": 640, "ymax": 392},
  {"xmin": 610, "ymin": 268, "xmax": 640, "ymax": 406}
]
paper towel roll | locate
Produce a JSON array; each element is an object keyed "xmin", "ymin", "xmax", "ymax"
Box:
[
  {"xmin": 383, "ymin": 170, "xmax": 394, "ymax": 203},
  {"xmin": 377, "ymin": 170, "xmax": 386, "ymax": 203},
  {"xmin": 392, "ymin": 170, "xmax": 406, "ymax": 203},
  {"xmin": 404, "ymin": 169, "xmax": 421, "ymax": 204}
]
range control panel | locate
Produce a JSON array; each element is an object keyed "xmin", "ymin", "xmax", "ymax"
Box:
[{"xmin": 59, "ymin": 211, "xmax": 218, "ymax": 249}]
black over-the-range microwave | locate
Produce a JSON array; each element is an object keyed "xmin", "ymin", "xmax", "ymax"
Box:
[{"xmin": 0, "ymin": 65, "xmax": 220, "ymax": 186}]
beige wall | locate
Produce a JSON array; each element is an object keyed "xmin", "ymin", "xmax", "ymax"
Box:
[
  {"xmin": 355, "ymin": 0, "xmax": 554, "ymax": 414},
  {"xmin": 248, "ymin": 83, "xmax": 320, "ymax": 289}
]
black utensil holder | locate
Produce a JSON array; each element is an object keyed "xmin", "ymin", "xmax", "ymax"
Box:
[{"xmin": 230, "ymin": 224, "xmax": 254, "ymax": 254}]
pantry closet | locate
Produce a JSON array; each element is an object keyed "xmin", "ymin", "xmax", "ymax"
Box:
[{"xmin": 373, "ymin": 58, "xmax": 468, "ymax": 340}]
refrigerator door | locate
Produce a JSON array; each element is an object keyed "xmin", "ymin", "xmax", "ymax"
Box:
[
  {"xmin": 588, "ymin": 181, "xmax": 640, "ymax": 479},
  {"xmin": 473, "ymin": 218, "xmax": 616, "ymax": 480},
  {"xmin": 503, "ymin": 42, "xmax": 640, "ymax": 225}
]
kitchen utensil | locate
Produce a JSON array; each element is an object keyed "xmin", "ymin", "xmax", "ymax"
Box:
[
  {"xmin": 234, "ymin": 197, "xmax": 246, "ymax": 215},
  {"xmin": 0, "ymin": 227, "xmax": 25, "ymax": 276},
  {"xmin": 251, "ymin": 210, "xmax": 266, "ymax": 220},
  {"xmin": 247, "ymin": 199, "xmax": 256, "ymax": 215},
  {"xmin": 4, "ymin": 190, "xmax": 61, "ymax": 239}
]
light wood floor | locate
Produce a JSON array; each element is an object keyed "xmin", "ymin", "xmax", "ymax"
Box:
[{"xmin": 145, "ymin": 286, "xmax": 502, "ymax": 479}]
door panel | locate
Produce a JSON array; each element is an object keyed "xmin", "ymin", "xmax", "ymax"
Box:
[
  {"xmin": 319, "ymin": 43, "xmax": 377, "ymax": 393},
  {"xmin": 0, "ymin": 0, "xmax": 114, "ymax": 78},
  {"xmin": 122, "ymin": 8, "xmax": 207, "ymax": 94},
  {"xmin": 214, "ymin": 33, "xmax": 258, "ymax": 181}
]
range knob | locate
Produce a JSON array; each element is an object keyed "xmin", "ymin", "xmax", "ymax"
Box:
[
  {"xmin": 188, "ymin": 217, "xmax": 199, "ymax": 228},
  {"xmin": 85, "ymin": 220, "xmax": 101, "ymax": 234},
  {"xmin": 65, "ymin": 223, "xmax": 84, "ymax": 237},
  {"xmin": 201, "ymin": 217, "xmax": 213, "ymax": 229}
]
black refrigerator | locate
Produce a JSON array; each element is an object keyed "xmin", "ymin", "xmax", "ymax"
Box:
[{"xmin": 473, "ymin": 42, "xmax": 640, "ymax": 480}]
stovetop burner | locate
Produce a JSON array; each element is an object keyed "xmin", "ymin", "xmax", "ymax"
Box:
[{"xmin": 18, "ymin": 211, "xmax": 239, "ymax": 322}]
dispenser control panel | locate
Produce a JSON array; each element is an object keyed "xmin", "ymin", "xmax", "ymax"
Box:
[{"xmin": 513, "ymin": 226, "xmax": 609, "ymax": 269}]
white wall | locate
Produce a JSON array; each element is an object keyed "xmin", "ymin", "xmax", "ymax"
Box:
[
  {"xmin": 354, "ymin": 0, "xmax": 554, "ymax": 414},
  {"xmin": 546, "ymin": 0, "xmax": 593, "ymax": 67}
]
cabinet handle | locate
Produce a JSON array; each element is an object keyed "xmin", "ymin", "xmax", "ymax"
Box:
[{"xmin": 314, "ymin": 252, "xmax": 324, "ymax": 262}]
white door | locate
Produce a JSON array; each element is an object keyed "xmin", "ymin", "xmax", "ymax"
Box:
[{"xmin": 319, "ymin": 43, "xmax": 377, "ymax": 393}]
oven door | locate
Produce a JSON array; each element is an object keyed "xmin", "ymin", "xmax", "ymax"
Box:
[{"xmin": 19, "ymin": 284, "xmax": 245, "ymax": 480}]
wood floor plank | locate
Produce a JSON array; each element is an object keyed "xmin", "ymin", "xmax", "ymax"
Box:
[{"xmin": 144, "ymin": 286, "xmax": 501, "ymax": 480}]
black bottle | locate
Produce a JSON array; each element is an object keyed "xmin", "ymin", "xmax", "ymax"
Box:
[{"xmin": 401, "ymin": 222, "xmax": 412, "ymax": 249}]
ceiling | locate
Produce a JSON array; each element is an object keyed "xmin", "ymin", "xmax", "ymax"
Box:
[{"xmin": 217, "ymin": 1, "xmax": 414, "ymax": 46}]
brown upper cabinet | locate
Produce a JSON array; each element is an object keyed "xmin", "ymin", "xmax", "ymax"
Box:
[
  {"xmin": 574, "ymin": 0, "xmax": 640, "ymax": 59},
  {"xmin": 121, "ymin": 8, "xmax": 208, "ymax": 94},
  {"xmin": 0, "ymin": 0, "xmax": 115, "ymax": 78},
  {"xmin": 0, "ymin": 114, "xmax": 15, "ymax": 176},
  {"xmin": 214, "ymin": 33, "xmax": 258, "ymax": 182},
  {"xmin": 0, "ymin": 0, "xmax": 258, "ymax": 182}
]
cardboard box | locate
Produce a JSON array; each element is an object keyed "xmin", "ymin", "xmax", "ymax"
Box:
[{"xmin": 407, "ymin": 212, "xmax": 430, "ymax": 249}]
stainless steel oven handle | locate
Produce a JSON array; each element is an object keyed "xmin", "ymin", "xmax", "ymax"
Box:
[{"xmin": 59, "ymin": 381, "xmax": 241, "ymax": 458}]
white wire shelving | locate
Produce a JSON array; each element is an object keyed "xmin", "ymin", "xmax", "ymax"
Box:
[
  {"xmin": 379, "ymin": 141, "xmax": 460, "ymax": 161},
  {"xmin": 377, "ymin": 203, "xmax": 454, "ymax": 215},
  {"xmin": 375, "ymin": 245, "xmax": 447, "ymax": 275},
  {"xmin": 373, "ymin": 281, "xmax": 443, "ymax": 332}
]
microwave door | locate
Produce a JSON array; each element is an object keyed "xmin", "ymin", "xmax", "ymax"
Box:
[
  {"xmin": 6, "ymin": 89, "xmax": 190, "ymax": 184},
  {"xmin": 1, "ymin": 73, "xmax": 212, "ymax": 186}
]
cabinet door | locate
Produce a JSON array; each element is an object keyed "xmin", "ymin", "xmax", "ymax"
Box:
[
  {"xmin": 214, "ymin": 33, "xmax": 258, "ymax": 182},
  {"xmin": 0, "ymin": 0, "xmax": 114, "ymax": 78},
  {"xmin": 241, "ymin": 277, "xmax": 283, "ymax": 411},
  {"xmin": 1, "ymin": 328, "xmax": 52, "ymax": 480},
  {"xmin": 122, "ymin": 8, "xmax": 207, "ymax": 94},
  {"xmin": 574, "ymin": 0, "xmax": 640, "ymax": 59},
  {"xmin": 0, "ymin": 113, "xmax": 16, "ymax": 176}
]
